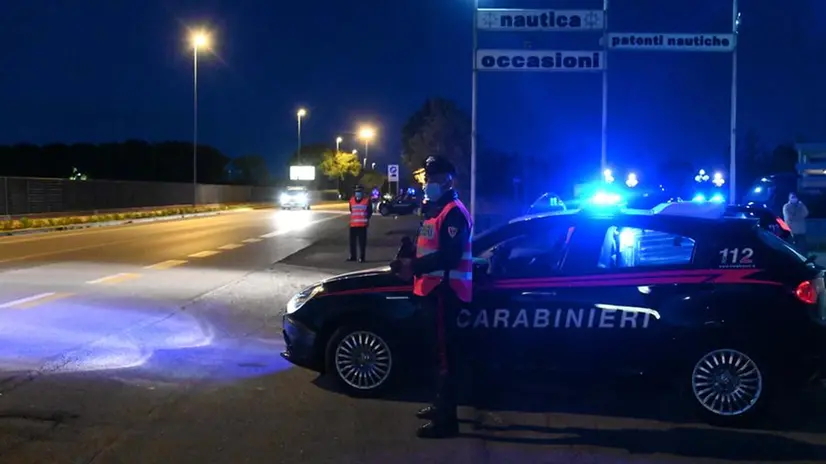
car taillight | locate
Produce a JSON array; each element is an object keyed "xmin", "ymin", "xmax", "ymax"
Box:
[
  {"xmin": 795, "ymin": 280, "xmax": 818, "ymax": 304},
  {"xmin": 776, "ymin": 217, "xmax": 791, "ymax": 233}
]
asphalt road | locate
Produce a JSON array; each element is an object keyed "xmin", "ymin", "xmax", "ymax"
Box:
[{"xmin": 0, "ymin": 207, "xmax": 825, "ymax": 463}]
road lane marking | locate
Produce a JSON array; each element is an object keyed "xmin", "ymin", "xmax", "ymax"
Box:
[
  {"xmin": 218, "ymin": 243, "xmax": 244, "ymax": 250},
  {"xmin": 0, "ymin": 292, "xmax": 74, "ymax": 309},
  {"xmin": 242, "ymin": 238, "xmax": 262, "ymax": 243},
  {"xmin": 189, "ymin": 250, "xmax": 220, "ymax": 258},
  {"xmin": 86, "ymin": 273, "xmax": 142, "ymax": 285},
  {"xmin": 259, "ymin": 214, "xmax": 343, "ymax": 239},
  {"xmin": 144, "ymin": 259, "xmax": 188, "ymax": 270}
]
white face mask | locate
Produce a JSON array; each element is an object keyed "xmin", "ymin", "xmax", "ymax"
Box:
[{"xmin": 424, "ymin": 183, "xmax": 442, "ymax": 201}]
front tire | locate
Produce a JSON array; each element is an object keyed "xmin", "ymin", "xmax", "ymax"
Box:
[
  {"xmin": 325, "ymin": 324, "xmax": 396, "ymax": 397},
  {"xmin": 687, "ymin": 347, "xmax": 769, "ymax": 426},
  {"xmin": 379, "ymin": 205, "xmax": 390, "ymax": 216}
]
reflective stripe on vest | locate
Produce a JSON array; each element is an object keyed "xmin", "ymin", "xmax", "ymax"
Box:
[
  {"xmin": 413, "ymin": 200, "xmax": 473, "ymax": 303},
  {"xmin": 349, "ymin": 197, "xmax": 369, "ymax": 227}
]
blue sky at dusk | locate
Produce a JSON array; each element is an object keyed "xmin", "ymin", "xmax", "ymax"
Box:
[{"xmin": 1, "ymin": 0, "xmax": 824, "ymax": 178}]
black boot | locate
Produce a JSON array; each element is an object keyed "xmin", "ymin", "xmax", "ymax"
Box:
[
  {"xmin": 346, "ymin": 257, "xmax": 356, "ymax": 262},
  {"xmin": 416, "ymin": 419, "xmax": 459, "ymax": 439},
  {"xmin": 358, "ymin": 257, "xmax": 365, "ymax": 263},
  {"xmin": 416, "ymin": 405, "xmax": 438, "ymax": 420}
]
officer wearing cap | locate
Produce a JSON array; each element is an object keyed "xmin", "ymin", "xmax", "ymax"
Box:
[
  {"xmin": 390, "ymin": 156, "xmax": 473, "ymax": 439},
  {"xmin": 348, "ymin": 184, "xmax": 372, "ymax": 262}
]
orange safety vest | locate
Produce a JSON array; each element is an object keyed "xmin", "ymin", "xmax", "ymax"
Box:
[
  {"xmin": 413, "ymin": 199, "xmax": 473, "ymax": 303},
  {"xmin": 349, "ymin": 197, "xmax": 370, "ymax": 227}
]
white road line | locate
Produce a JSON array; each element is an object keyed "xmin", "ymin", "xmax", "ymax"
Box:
[
  {"xmin": 144, "ymin": 259, "xmax": 188, "ymax": 270},
  {"xmin": 218, "ymin": 243, "xmax": 244, "ymax": 250},
  {"xmin": 259, "ymin": 214, "xmax": 342, "ymax": 239},
  {"xmin": 0, "ymin": 293, "xmax": 57, "ymax": 308},
  {"xmin": 242, "ymin": 238, "xmax": 262, "ymax": 243}
]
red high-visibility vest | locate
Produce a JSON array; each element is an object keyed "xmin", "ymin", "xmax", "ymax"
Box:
[
  {"xmin": 413, "ymin": 199, "xmax": 473, "ymax": 303},
  {"xmin": 349, "ymin": 197, "xmax": 370, "ymax": 227}
]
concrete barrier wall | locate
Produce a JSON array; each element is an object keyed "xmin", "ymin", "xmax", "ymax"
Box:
[{"xmin": 0, "ymin": 176, "xmax": 279, "ymax": 216}]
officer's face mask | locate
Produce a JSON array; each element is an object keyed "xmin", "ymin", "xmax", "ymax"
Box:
[
  {"xmin": 355, "ymin": 193, "xmax": 363, "ymax": 201},
  {"xmin": 424, "ymin": 183, "xmax": 441, "ymax": 201}
]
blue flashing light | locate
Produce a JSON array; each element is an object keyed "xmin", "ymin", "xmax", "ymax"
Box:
[
  {"xmin": 710, "ymin": 193, "xmax": 725, "ymax": 203},
  {"xmin": 590, "ymin": 191, "xmax": 623, "ymax": 206},
  {"xmin": 712, "ymin": 172, "xmax": 725, "ymax": 187},
  {"xmin": 603, "ymin": 169, "xmax": 615, "ymax": 184},
  {"xmin": 692, "ymin": 193, "xmax": 706, "ymax": 202}
]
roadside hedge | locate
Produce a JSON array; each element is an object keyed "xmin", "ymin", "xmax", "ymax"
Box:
[{"xmin": 0, "ymin": 204, "xmax": 248, "ymax": 231}]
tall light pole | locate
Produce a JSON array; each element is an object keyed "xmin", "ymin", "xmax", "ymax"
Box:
[
  {"xmin": 296, "ymin": 108, "xmax": 307, "ymax": 161},
  {"xmin": 358, "ymin": 125, "xmax": 376, "ymax": 168},
  {"xmin": 336, "ymin": 136, "xmax": 343, "ymax": 152},
  {"xmin": 190, "ymin": 29, "xmax": 211, "ymax": 206}
]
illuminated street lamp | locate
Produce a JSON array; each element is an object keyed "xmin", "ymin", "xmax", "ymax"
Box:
[
  {"xmin": 626, "ymin": 172, "xmax": 638, "ymax": 188},
  {"xmin": 189, "ymin": 28, "xmax": 212, "ymax": 206},
  {"xmin": 296, "ymin": 108, "xmax": 307, "ymax": 158},
  {"xmin": 603, "ymin": 169, "xmax": 615, "ymax": 184},
  {"xmin": 336, "ymin": 136, "xmax": 343, "ymax": 152},
  {"xmin": 358, "ymin": 125, "xmax": 376, "ymax": 168}
]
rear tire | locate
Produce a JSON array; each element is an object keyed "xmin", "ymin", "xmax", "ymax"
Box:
[
  {"xmin": 685, "ymin": 347, "xmax": 771, "ymax": 427},
  {"xmin": 324, "ymin": 324, "xmax": 396, "ymax": 397}
]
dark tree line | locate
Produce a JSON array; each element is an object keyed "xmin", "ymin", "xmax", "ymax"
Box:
[{"xmin": 0, "ymin": 141, "xmax": 272, "ymax": 185}]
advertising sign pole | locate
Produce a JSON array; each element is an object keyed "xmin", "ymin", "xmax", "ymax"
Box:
[
  {"xmin": 729, "ymin": 1, "xmax": 739, "ymax": 203},
  {"xmin": 600, "ymin": 0, "xmax": 610, "ymax": 172},
  {"xmin": 470, "ymin": 0, "xmax": 479, "ymax": 226}
]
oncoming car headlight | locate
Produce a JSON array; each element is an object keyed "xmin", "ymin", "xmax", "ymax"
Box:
[
  {"xmin": 280, "ymin": 193, "xmax": 289, "ymax": 203},
  {"xmin": 286, "ymin": 285, "xmax": 324, "ymax": 314}
]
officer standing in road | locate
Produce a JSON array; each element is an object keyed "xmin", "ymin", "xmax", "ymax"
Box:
[
  {"xmin": 348, "ymin": 184, "xmax": 372, "ymax": 262},
  {"xmin": 390, "ymin": 156, "xmax": 472, "ymax": 439}
]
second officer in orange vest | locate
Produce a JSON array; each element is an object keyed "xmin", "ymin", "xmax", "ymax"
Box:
[
  {"xmin": 390, "ymin": 156, "xmax": 472, "ymax": 439},
  {"xmin": 348, "ymin": 184, "xmax": 372, "ymax": 262}
]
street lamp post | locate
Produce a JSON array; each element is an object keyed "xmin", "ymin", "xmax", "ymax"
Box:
[
  {"xmin": 358, "ymin": 126, "xmax": 376, "ymax": 169},
  {"xmin": 297, "ymin": 108, "xmax": 307, "ymax": 161},
  {"xmin": 190, "ymin": 29, "xmax": 211, "ymax": 207},
  {"xmin": 336, "ymin": 136, "xmax": 343, "ymax": 152}
]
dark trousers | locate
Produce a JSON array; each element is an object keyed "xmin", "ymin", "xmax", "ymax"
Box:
[
  {"xmin": 426, "ymin": 288, "xmax": 501, "ymax": 422},
  {"xmin": 795, "ymin": 234, "xmax": 808, "ymax": 255},
  {"xmin": 349, "ymin": 226, "xmax": 367, "ymax": 260}
]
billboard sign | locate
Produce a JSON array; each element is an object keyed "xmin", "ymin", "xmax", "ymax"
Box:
[
  {"xmin": 477, "ymin": 9, "xmax": 604, "ymax": 31},
  {"xmin": 476, "ymin": 50, "xmax": 604, "ymax": 71},
  {"xmin": 289, "ymin": 165, "xmax": 315, "ymax": 181},
  {"xmin": 607, "ymin": 33, "xmax": 735, "ymax": 52}
]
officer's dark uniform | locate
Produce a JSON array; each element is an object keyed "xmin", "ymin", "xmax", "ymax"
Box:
[
  {"xmin": 348, "ymin": 185, "xmax": 372, "ymax": 262},
  {"xmin": 397, "ymin": 156, "xmax": 473, "ymax": 439}
]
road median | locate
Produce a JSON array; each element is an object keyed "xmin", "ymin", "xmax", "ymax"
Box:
[{"xmin": 0, "ymin": 203, "xmax": 272, "ymax": 236}]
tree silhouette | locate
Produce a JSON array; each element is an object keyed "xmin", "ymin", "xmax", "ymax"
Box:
[
  {"xmin": 359, "ymin": 169, "xmax": 388, "ymax": 192},
  {"xmin": 0, "ymin": 140, "xmax": 243, "ymax": 184},
  {"xmin": 227, "ymin": 155, "xmax": 270, "ymax": 185},
  {"xmin": 401, "ymin": 98, "xmax": 471, "ymax": 181}
]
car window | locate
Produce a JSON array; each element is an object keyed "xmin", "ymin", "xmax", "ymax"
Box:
[
  {"xmin": 756, "ymin": 228, "xmax": 806, "ymax": 263},
  {"xmin": 481, "ymin": 224, "xmax": 575, "ymax": 277},
  {"xmin": 596, "ymin": 225, "xmax": 695, "ymax": 269}
]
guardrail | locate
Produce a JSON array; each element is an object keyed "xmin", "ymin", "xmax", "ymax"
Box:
[{"xmin": 0, "ymin": 176, "xmax": 279, "ymax": 216}]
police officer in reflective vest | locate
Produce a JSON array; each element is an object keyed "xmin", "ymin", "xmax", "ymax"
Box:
[
  {"xmin": 348, "ymin": 184, "xmax": 372, "ymax": 262},
  {"xmin": 390, "ymin": 156, "xmax": 472, "ymax": 439}
]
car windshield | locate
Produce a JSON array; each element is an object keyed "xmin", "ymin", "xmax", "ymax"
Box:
[{"xmin": 756, "ymin": 228, "xmax": 807, "ymax": 263}]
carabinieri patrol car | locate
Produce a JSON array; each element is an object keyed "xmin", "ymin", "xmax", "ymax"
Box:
[{"xmin": 281, "ymin": 200, "xmax": 826, "ymax": 426}]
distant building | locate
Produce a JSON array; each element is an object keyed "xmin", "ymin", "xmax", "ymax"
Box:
[{"xmin": 796, "ymin": 143, "xmax": 826, "ymax": 190}]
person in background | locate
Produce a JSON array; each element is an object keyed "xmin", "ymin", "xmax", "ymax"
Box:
[
  {"xmin": 348, "ymin": 184, "xmax": 372, "ymax": 262},
  {"xmin": 783, "ymin": 192, "xmax": 809, "ymax": 254},
  {"xmin": 390, "ymin": 156, "xmax": 473, "ymax": 439}
]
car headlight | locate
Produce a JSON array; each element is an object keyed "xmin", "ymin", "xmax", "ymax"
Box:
[
  {"xmin": 296, "ymin": 193, "xmax": 308, "ymax": 203},
  {"xmin": 280, "ymin": 193, "xmax": 289, "ymax": 203},
  {"xmin": 286, "ymin": 285, "xmax": 324, "ymax": 314}
]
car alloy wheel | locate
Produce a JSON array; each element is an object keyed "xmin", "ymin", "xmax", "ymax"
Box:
[
  {"xmin": 334, "ymin": 330, "xmax": 393, "ymax": 390},
  {"xmin": 691, "ymin": 348, "xmax": 763, "ymax": 417}
]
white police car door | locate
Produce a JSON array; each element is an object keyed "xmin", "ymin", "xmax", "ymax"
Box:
[
  {"xmin": 462, "ymin": 221, "xmax": 577, "ymax": 371},
  {"xmin": 557, "ymin": 219, "xmax": 699, "ymax": 374}
]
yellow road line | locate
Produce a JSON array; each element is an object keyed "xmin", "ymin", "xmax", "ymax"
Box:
[
  {"xmin": 189, "ymin": 250, "xmax": 220, "ymax": 258},
  {"xmin": 86, "ymin": 273, "xmax": 142, "ymax": 285},
  {"xmin": 218, "ymin": 243, "xmax": 244, "ymax": 250},
  {"xmin": 0, "ymin": 292, "xmax": 74, "ymax": 309},
  {"xmin": 144, "ymin": 259, "xmax": 188, "ymax": 270},
  {"xmin": 242, "ymin": 238, "xmax": 262, "ymax": 243}
]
